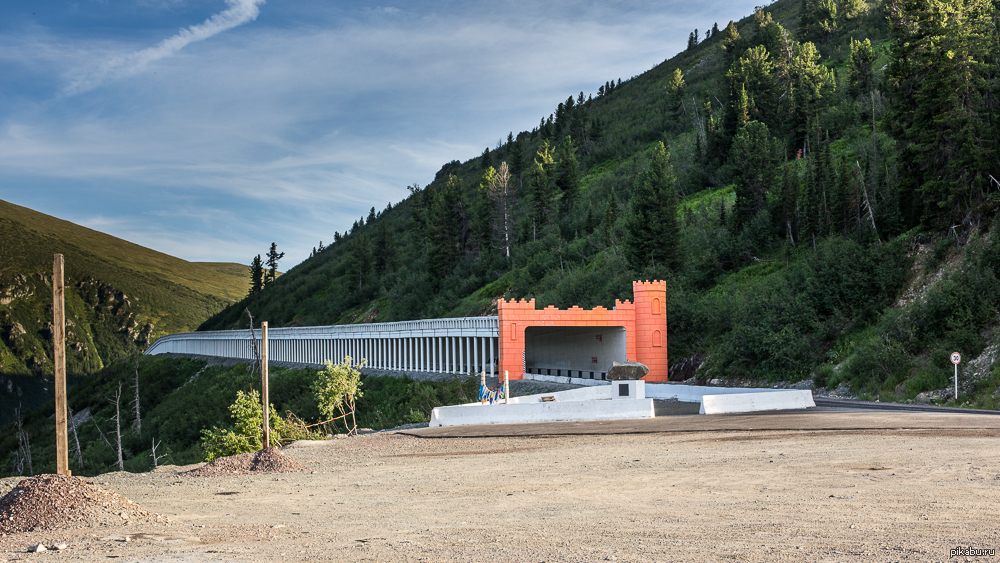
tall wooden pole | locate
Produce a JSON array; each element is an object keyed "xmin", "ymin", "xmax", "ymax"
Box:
[
  {"xmin": 261, "ymin": 322, "xmax": 270, "ymax": 450},
  {"xmin": 53, "ymin": 254, "xmax": 70, "ymax": 476}
]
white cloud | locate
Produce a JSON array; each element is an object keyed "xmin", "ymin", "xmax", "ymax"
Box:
[{"xmin": 62, "ymin": 0, "xmax": 266, "ymax": 95}]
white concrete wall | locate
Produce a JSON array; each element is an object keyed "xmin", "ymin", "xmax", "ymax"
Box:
[
  {"xmin": 645, "ymin": 383, "xmax": 794, "ymax": 402},
  {"xmin": 429, "ymin": 398, "xmax": 655, "ymax": 427},
  {"xmin": 525, "ymin": 326, "xmax": 626, "ymax": 375},
  {"xmin": 699, "ymin": 390, "xmax": 816, "ymax": 414}
]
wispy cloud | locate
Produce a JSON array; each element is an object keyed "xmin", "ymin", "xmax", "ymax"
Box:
[{"xmin": 62, "ymin": 0, "xmax": 266, "ymax": 95}]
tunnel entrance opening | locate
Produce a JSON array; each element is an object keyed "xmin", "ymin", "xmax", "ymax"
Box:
[{"xmin": 523, "ymin": 326, "xmax": 626, "ymax": 381}]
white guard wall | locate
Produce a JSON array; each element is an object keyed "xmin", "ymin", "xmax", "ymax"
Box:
[
  {"xmin": 699, "ymin": 390, "xmax": 816, "ymax": 414},
  {"xmin": 430, "ymin": 399, "xmax": 654, "ymax": 427},
  {"xmin": 144, "ymin": 317, "xmax": 500, "ymax": 377}
]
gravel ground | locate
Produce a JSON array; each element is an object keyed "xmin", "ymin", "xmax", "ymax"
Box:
[
  {"xmin": 1, "ymin": 411, "xmax": 999, "ymax": 561},
  {"xmin": 183, "ymin": 448, "xmax": 308, "ymax": 477}
]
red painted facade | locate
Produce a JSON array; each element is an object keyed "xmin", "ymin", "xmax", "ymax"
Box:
[{"xmin": 497, "ymin": 280, "xmax": 668, "ymax": 381}]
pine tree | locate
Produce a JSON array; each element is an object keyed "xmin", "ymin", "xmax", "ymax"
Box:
[
  {"xmin": 730, "ymin": 121, "xmax": 781, "ymax": 229},
  {"xmin": 427, "ymin": 175, "xmax": 462, "ymax": 287},
  {"xmin": 624, "ymin": 142, "xmax": 682, "ymax": 271},
  {"xmin": 349, "ymin": 234, "xmax": 372, "ymax": 291},
  {"xmin": 247, "ymin": 255, "xmax": 264, "ymax": 296},
  {"xmin": 848, "ymin": 38, "xmax": 876, "ymax": 98},
  {"xmin": 721, "ymin": 21, "xmax": 742, "ymax": 66},
  {"xmin": 555, "ymin": 136, "xmax": 581, "ymax": 213},
  {"xmin": 373, "ymin": 222, "xmax": 396, "ymax": 276},
  {"xmin": 529, "ymin": 140, "xmax": 557, "ymax": 237},
  {"xmin": 886, "ymin": 0, "xmax": 998, "ymax": 227},
  {"xmin": 265, "ymin": 243, "xmax": 284, "ymax": 284}
]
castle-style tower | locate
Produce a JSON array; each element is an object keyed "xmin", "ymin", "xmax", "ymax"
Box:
[{"xmin": 631, "ymin": 280, "xmax": 668, "ymax": 380}]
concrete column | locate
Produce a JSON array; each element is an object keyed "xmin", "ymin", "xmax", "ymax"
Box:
[{"xmin": 490, "ymin": 337, "xmax": 495, "ymax": 377}]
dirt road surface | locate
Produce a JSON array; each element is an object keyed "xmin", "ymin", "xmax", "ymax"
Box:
[{"xmin": 2, "ymin": 410, "xmax": 999, "ymax": 562}]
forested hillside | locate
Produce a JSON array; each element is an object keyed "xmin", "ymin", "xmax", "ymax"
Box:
[{"xmin": 203, "ymin": 0, "xmax": 1000, "ymax": 406}]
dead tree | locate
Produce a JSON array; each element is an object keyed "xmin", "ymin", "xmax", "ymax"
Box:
[
  {"xmin": 487, "ymin": 162, "xmax": 517, "ymax": 260},
  {"xmin": 131, "ymin": 355, "xmax": 142, "ymax": 436},
  {"xmin": 111, "ymin": 382, "xmax": 124, "ymax": 471},
  {"xmin": 245, "ymin": 308, "xmax": 261, "ymax": 378},
  {"xmin": 93, "ymin": 417, "xmax": 112, "ymax": 447},
  {"xmin": 150, "ymin": 438, "xmax": 167, "ymax": 469},
  {"xmin": 11, "ymin": 405, "xmax": 33, "ymax": 476},
  {"xmin": 68, "ymin": 407, "xmax": 84, "ymax": 469}
]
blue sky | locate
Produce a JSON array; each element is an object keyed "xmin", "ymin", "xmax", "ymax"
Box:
[{"xmin": 1, "ymin": 0, "xmax": 760, "ymax": 267}]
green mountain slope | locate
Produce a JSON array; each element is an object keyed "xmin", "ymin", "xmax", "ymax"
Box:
[
  {"xmin": 202, "ymin": 0, "xmax": 1000, "ymax": 407},
  {"xmin": 0, "ymin": 198, "xmax": 249, "ymax": 378}
]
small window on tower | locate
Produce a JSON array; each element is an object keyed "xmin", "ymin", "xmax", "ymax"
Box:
[
  {"xmin": 652, "ymin": 298, "xmax": 660, "ymax": 314},
  {"xmin": 653, "ymin": 330, "xmax": 662, "ymax": 347}
]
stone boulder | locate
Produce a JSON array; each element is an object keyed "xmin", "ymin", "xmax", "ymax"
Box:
[{"xmin": 607, "ymin": 361, "xmax": 649, "ymax": 380}]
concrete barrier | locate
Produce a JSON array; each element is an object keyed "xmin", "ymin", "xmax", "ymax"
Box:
[
  {"xmin": 429, "ymin": 398, "xmax": 655, "ymax": 427},
  {"xmin": 644, "ymin": 383, "xmax": 792, "ymax": 402},
  {"xmin": 699, "ymin": 390, "xmax": 815, "ymax": 414}
]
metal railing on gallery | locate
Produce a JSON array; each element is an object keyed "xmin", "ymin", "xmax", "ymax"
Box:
[{"xmin": 144, "ymin": 317, "xmax": 500, "ymax": 376}]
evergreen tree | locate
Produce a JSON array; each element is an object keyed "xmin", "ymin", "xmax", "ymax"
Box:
[
  {"xmin": 721, "ymin": 21, "xmax": 743, "ymax": 66},
  {"xmin": 801, "ymin": 0, "xmax": 839, "ymax": 41},
  {"xmin": 367, "ymin": 207, "xmax": 376, "ymax": 225},
  {"xmin": 529, "ymin": 140, "xmax": 557, "ymax": 237},
  {"xmin": 848, "ymin": 38, "xmax": 876, "ymax": 98},
  {"xmin": 730, "ymin": 121, "xmax": 781, "ymax": 229},
  {"xmin": 349, "ymin": 233, "xmax": 372, "ymax": 291},
  {"xmin": 373, "ymin": 221, "xmax": 396, "ymax": 276},
  {"xmin": 426, "ymin": 175, "xmax": 463, "ymax": 287},
  {"xmin": 886, "ymin": 0, "xmax": 998, "ymax": 227},
  {"xmin": 602, "ymin": 194, "xmax": 618, "ymax": 245},
  {"xmin": 265, "ymin": 243, "xmax": 284, "ymax": 284},
  {"xmin": 624, "ymin": 142, "xmax": 682, "ymax": 271},
  {"xmin": 555, "ymin": 136, "xmax": 581, "ymax": 213},
  {"xmin": 247, "ymin": 255, "xmax": 264, "ymax": 296},
  {"xmin": 727, "ymin": 45, "xmax": 778, "ymax": 130}
]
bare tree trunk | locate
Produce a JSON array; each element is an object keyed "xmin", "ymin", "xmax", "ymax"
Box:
[
  {"xmin": 245, "ymin": 308, "xmax": 260, "ymax": 379},
  {"xmin": 112, "ymin": 382, "xmax": 124, "ymax": 471},
  {"xmin": 93, "ymin": 418, "xmax": 112, "ymax": 447},
  {"xmin": 151, "ymin": 438, "xmax": 166, "ymax": 468},
  {"xmin": 131, "ymin": 356, "xmax": 142, "ymax": 436},
  {"xmin": 13, "ymin": 406, "xmax": 33, "ymax": 476},
  {"xmin": 68, "ymin": 407, "xmax": 84, "ymax": 469}
]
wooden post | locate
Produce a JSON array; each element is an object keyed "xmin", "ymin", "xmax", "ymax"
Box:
[
  {"xmin": 53, "ymin": 254, "xmax": 70, "ymax": 476},
  {"xmin": 261, "ymin": 322, "xmax": 270, "ymax": 449}
]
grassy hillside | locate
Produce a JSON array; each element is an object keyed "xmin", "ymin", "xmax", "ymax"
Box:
[
  {"xmin": 0, "ymin": 198, "xmax": 248, "ymax": 383},
  {"xmin": 201, "ymin": 0, "xmax": 999, "ymax": 407}
]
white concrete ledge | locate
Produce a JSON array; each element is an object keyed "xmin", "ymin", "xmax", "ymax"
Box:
[
  {"xmin": 645, "ymin": 383, "xmax": 792, "ymax": 402},
  {"xmin": 430, "ymin": 398, "xmax": 655, "ymax": 427},
  {"xmin": 521, "ymin": 373, "xmax": 609, "ymax": 386},
  {"xmin": 699, "ymin": 390, "xmax": 816, "ymax": 414}
]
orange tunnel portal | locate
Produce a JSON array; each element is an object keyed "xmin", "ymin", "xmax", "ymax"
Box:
[{"xmin": 498, "ymin": 280, "xmax": 668, "ymax": 382}]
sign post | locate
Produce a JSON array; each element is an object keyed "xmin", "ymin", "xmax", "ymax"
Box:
[
  {"xmin": 951, "ymin": 352, "xmax": 961, "ymax": 402},
  {"xmin": 53, "ymin": 254, "xmax": 70, "ymax": 476}
]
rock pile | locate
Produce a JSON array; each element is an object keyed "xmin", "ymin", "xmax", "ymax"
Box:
[
  {"xmin": 183, "ymin": 447, "xmax": 308, "ymax": 477},
  {"xmin": 0, "ymin": 474, "xmax": 165, "ymax": 534}
]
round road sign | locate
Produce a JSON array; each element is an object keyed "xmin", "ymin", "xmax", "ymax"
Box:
[{"xmin": 951, "ymin": 352, "xmax": 961, "ymax": 365}]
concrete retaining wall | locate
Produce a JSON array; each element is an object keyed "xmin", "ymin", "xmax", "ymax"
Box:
[
  {"xmin": 699, "ymin": 390, "xmax": 815, "ymax": 414},
  {"xmin": 429, "ymin": 398, "xmax": 655, "ymax": 427}
]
